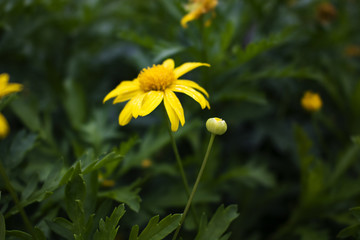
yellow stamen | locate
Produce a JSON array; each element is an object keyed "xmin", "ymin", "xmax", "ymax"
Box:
[{"xmin": 138, "ymin": 65, "xmax": 176, "ymax": 91}]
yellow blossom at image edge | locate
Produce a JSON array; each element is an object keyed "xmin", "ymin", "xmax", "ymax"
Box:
[
  {"xmin": 0, "ymin": 73, "xmax": 23, "ymax": 138},
  {"xmin": 301, "ymin": 91, "xmax": 322, "ymax": 112},
  {"xmin": 103, "ymin": 58, "xmax": 210, "ymax": 131},
  {"xmin": 181, "ymin": 0, "xmax": 218, "ymax": 28}
]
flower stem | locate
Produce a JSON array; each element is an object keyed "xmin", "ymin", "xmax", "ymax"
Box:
[
  {"xmin": 0, "ymin": 160, "xmax": 37, "ymax": 239},
  {"xmin": 172, "ymin": 133, "xmax": 216, "ymax": 240},
  {"xmin": 165, "ymin": 119, "xmax": 199, "ymax": 226}
]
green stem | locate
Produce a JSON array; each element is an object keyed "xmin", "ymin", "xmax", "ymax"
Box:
[
  {"xmin": 0, "ymin": 160, "xmax": 37, "ymax": 239},
  {"xmin": 165, "ymin": 119, "xmax": 199, "ymax": 226},
  {"xmin": 172, "ymin": 133, "xmax": 216, "ymax": 240},
  {"xmin": 166, "ymin": 121, "xmax": 191, "ymax": 195}
]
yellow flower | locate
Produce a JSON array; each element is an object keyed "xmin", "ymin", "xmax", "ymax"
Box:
[
  {"xmin": 98, "ymin": 173, "xmax": 115, "ymax": 187},
  {"xmin": 344, "ymin": 45, "xmax": 360, "ymax": 57},
  {"xmin": 141, "ymin": 159, "xmax": 152, "ymax": 168},
  {"xmin": 181, "ymin": 0, "xmax": 218, "ymax": 28},
  {"xmin": 0, "ymin": 73, "xmax": 23, "ymax": 138},
  {"xmin": 316, "ymin": 2, "xmax": 337, "ymax": 25},
  {"xmin": 104, "ymin": 59, "xmax": 210, "ymax": 131},
  {"xmin": 301, "ymin": 91, "xmax": 322, "ymax": 112}
]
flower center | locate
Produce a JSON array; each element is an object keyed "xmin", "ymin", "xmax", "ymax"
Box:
[{"xmin": 138, "ymin": 65, "xmax": 176, "ymax": 91}]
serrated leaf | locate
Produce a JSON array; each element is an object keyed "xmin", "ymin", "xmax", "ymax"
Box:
[
  {"xmin": 129, "ymin": 225, "xmax": 140, "ymax": 240},
  {"xmin": 94, "ymin": 204, "xmax": 126, "ymax": 240},
  {"xmin": 195, "ymin": 205, "xmax": 239, "ymax": 240},
  {"xmin": 99, "ymin": 187, "xmax": 141, "ymax": 212},
  {"xmin": 130, "ymin": 214, "xmax": 182, "ymax": 240},
  {"xmin": 65, "ymin": 163, "xmax": 86, "ymax": 222}
]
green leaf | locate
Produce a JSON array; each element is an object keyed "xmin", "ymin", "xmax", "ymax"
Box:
[
  {"xmin": 129, "ymin": 214, "xmax": 182, "ymax": 240},
  {"xmin": 65, "ymin": 162, "xmax": 87, "ymax": 238},
  {"xmin": 63, "ymin": 78, "xmax": 86, "ymax": 129},
  {"xmin": 350, "ymin": 207, "xmax": 360, "ymax": 222},
  {"xmin": 99, "ymin": 187, "xmax": 141, "ymax": 212},
  {"xmin": 236, "ymin": 27, "xmax": 293, "ymax": 64},
  {"xmin": 82, "ymin": 151, "xmax": 123, "ymax": 175},
  {"xmin": 296, "ymin": 227, "xmax": 329, "ymax": 240},
  {"xmin": 217, "ymin": 163, "xmax": 275, "ymax": 188},
  {"xmin": 195, "ymin": 205, "xmax": 239, "ymax": 240},
  {"xmin": 5, "ymin": 230, "xmax": 32, "ymax": 240},
  {"xmin": 331, "ymin": 144, "xmax": 360, "ymax": 184},
  {"xmin": 94, "ymin": 204, "xmax": 126, "ymax": 240},
  {"xmin": 10, "ymin": 97, "xmax": 42, "ymax": 132},
  {"xmin": 337, "ymin": 224, "xmax": 360, "ymax": 238},
  {"xmin": 0, "ymin": 212, "xmax": 5, "ymax": 240},
  {"xmin": 153, "ymin": 44, "xmax": 185, "ymax": 63},
  {"xmin": 4, "ymin": 130, "xmax": 37, "ymax": 169},
  {"xmin": 129, "ymin": 225, "xmax": 140, "ymax": 240},
  {"xmin": 0, "ymin": 93, "xmax": 17, "ymax": 112},
  {"xmin": 46, "ymin": 217, "xmax": 73, "ymax": 240},
  {"xmin": 34, "ymin": 227, "xmax": 46, "ymax": 240}
]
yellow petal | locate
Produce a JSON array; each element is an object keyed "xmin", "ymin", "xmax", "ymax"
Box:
[
  {"xmin": 164, "ymin": 89, "xmax": 185, "ymax": 126},
  {"xmin": 0, "ymin": 73, "xmax": 10, "ymax": 90},
  {"xmin": 162, "ymin": 59, "xmax": 175, "ymax": 70},
  {"xmin": 118, "ymin": 100, "xmax": 135, "ymax": 126},
  {"xmin": 103, "ymin": 80, "xmax": 139, "ymax": 103},
  {"xmin": 113, "ymin": 90, "xmax": 143, "ymax": 104},
  {"xmin": 175, "ymin": 79, "xmax": 209, "ymax": 98},
  {"xmin": 0, "ymin": 83, "xmax": 23, "ymax": 98},
  {"xmin": 174, "ymin": 62, "xmax": 210, "ymax": 79},
  {"xmin": 169, "ymin": 85, "xmax": 210, "ymax": 109},
  {"xmin": 130, "ymin": 93, "xmax": 147, "ymax": 118},
  {"xmin": 164, "ymin": 95, "xmax": 179, "ymax": 131},
  {"xmin": 0, "ymin": 74, "xmax": 23, "ymax": 98},
  {"xmin": 139, "ymin": 91, "xmax": 164, "ymax": 116},
  {"xmin": 181, "ymin": 9, "xmax": 202, "ymax": 28},
  {"xmin": 0, "ymin": 113, "xmax": 9, "ymax": 138}
]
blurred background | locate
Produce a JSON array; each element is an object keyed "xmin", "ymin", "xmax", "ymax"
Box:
[{"xmin": 1, "ymin": 0, "xmax": 360, "ymax": 239}]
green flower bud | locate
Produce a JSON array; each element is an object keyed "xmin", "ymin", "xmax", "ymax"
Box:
[{"xmin": 206, "ymin": 117, "xmax": 227, "ymax": 135}]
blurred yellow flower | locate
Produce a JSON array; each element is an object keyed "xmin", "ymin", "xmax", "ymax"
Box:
[
  {"xmin": 0, "ymin": 73, "xmax": 23, "ymax": 138},
  {"xmin": 301, "ymin": 91, "xmax": 322, "ymax": 112},
  {"xmin": 141, "ymin": 159, "xmax": 152, "ymax": 168},
  {"xmin": 181, "ymin": 0, "xmax": 218, "ymax": 28},
  {"xmin": 104, "ymin": 59, "xmax": 210, "ymax": 131},
  {"xmin": 98, "ymin": 173, "xmax": 115, "ymax": 187},
  {"xmin": 344, "ymin": 45, "xmax": 360, "ymax": 57},
  {"xmin": 316, "ymin": 2, "xmax": 337, "ymax": 25}
]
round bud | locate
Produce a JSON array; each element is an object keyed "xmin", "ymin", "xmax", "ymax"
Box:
[{"xmin": 206, "ymin": 117, "xmax": 227, "ymax": 135}]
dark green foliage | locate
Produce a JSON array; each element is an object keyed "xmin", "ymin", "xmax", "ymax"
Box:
[
  {"xmin": 1, "ymin": 0, "xmax": 360, "ymax": 239},
  {"xmin": 195, "ymin": 205, "xmax": 239, "ymax": 240},
  {"xmin": 129, "ymin": 214, "xmax": 182, "ymax": 240},
  {"xmin": 93, "ymin": 204, "xmax": 125, "ymax": 240}
]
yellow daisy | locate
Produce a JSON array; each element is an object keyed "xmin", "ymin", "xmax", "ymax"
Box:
[
  {"xmin": 181, "ymin": 0, "xmax": 218, "ymax": 28},
  {"xmin": 103, "ymin": 58, "xmax": 210, "ymax": 131},
  {"xmin": 0, "ymin": 73, "xmax": 23, "ymax": 138},
  {"xmin": 301, "ymin": 91, "xmax": 322, "ymax": 112}
]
